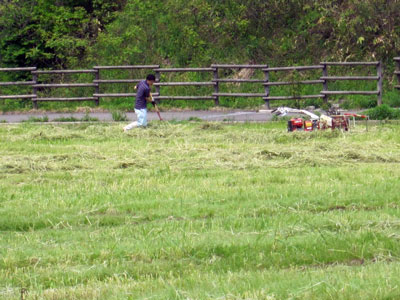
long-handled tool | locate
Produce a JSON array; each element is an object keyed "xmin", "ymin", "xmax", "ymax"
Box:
[
  {"xmin": 152, "ymin": 101, "xmax": 163, "ymax": 121},
  {"xmin": 150, "ymin": 93, "xmax": 163, "ymax": 121}
]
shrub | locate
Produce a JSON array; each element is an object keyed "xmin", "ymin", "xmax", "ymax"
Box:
[
  {"xmin": 53, "ymin": 116, "xmax": 79, "ymax": 122},
  {"xmin": 365, "ymin": 104, "xmax": 400, "ymax": 120},
  {"xmin": 358, "ymin": 98, "xmax": 378, "ymax": 109},
  {"xmin": 53, "ymin": 114, "xmax": 98, "ymax": 122},
  {"xmin": 81, "ymin": 113, "xmax": 99, "ymax": 122},
  {"xmin": 384, "ymin": 91, "xmax": 400, "ymax": 108},
  {"xmin": 111, "ymin": 110, "xmax": 128, "ymax": 122},
  {"xmin": 187, "ymin": 117, "xmax": 202, "ymax": 122},
  {"xmin": 22, "ymin": 116, "xmax": 49, "ymax": 123}
]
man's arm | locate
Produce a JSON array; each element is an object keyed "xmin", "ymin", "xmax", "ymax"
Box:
[
  {"xmin": 146, "ymin": 96, "xmax": 154, "ymax": 103},
  {"xmin": 145, "ymin": 91, "xmax": 154, "ymax": 103},
  {"xmin": 136, "ymin": 85, "xmax": 152, "ymax": 101}
]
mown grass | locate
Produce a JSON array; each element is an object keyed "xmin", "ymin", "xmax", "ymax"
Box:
[{"xmin": 1, "ymin": 121, "xmax": 400, "ymax": 299}]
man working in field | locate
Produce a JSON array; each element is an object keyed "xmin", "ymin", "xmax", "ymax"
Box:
[{"xmin": 123, "ymin": 74, "xmax": 156, "ymax": 131}]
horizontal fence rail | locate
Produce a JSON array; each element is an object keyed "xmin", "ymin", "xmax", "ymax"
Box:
[
  {"xmin": 154, "ymin": 68, "xmax": 214, "ymax": 72},
  {"xmin": 321, "ymin": 61, "xmax": 382, "ymax": 105},
  {"xmin": 156, "ymin": 96, "xmax": 215, "ymax": 100},
  {"xmin": 320, "ymin": 62, "xmax": 380, "ymax": 66},
  {"xmin": 32, "ymin": 69, "xmax": 96, "ymax": 74},
  {"xmin": 93, "ymin": 93, "xmax": 160, "ymax": 98},
  {"xmin": 395, "ymin": 57, "xmax": 400, "ymax": 90},
  {"xmin": 214, "ymin": 79, "xmax": 265, "ymax": 83},
  {"xmin": 211, "ymin": 64, "xmax": 269, "ymax": 107},
  {"xmin": 153, "ymin": 67, "xmax": 217, "ymax": 104},
  {"xmin": 93, "ymin": 65, "xmax": 160, "ymax": 100},
  {"xmin": 93, "ymin": 79, "xmax": 141, "ymax": 84},
  {"xmin": 263, "ymin": 65, "xmax": 323, "ymax": 71},
  {"xmin": 34, "ymin": 83, "xmax": 98, "ymax": 88},
  {"xmin": 155, "ymin": 82, "xmax": 215, "ymax": 86},
  {"xmin": 0, "ymin": 67, "xmax": 37, "ymax": 101},
  {"xmin": 211, "ymin": 64, "xmax": 268, "ymax": 69},
  {"xmin": 264, "ymin": 80, "xmax": 325, "ymax": 86},
  {"xmin": 0, "ymin": 94, "xmax": 36, "ymax": 99},
  {"xmin": 0, "ymin": 67, "xmax": 37, "ymax": 71},
  {"xmin": 0, "ymin": 61, "xmax": 388, "ymax": 108},
  {"xmin": 266, "ymin": 95, "xmax": 325, "ymax": 101},
  {"xmin": 320, "ymin": 76, "xmax": 379, "ymax": 81},
  {"xmin": 35, "ymin": 97, "xmax": 97, "ymax": 102},
  {"xmin": 0, "ymin": 81, "xmax": 35, "ymax": 86},
  {"xmin": 32, "ymin": 69, "xmax": 98, "ymax": 108},
  {"xmin": 93, "ymin": 65, "xmax": 159, "ymax": 70},
  {"xmin": 263, "ymin": 65, "xmax": 324, "ymax": 104}
]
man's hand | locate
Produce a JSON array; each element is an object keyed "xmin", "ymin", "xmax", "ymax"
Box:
[{"xmin": 147, "ymin": 92, "xmax": 155, "ymax": 103}]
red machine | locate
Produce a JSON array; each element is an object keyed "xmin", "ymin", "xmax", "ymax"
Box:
[
  {"xmin": 319, "ymin": 115, "xmax": 350, "ymax": 131},
  {"xmin": 288, "ymin": 118, "xmax": 317, "ymax": 132},
  {"xmin": 273, "ymin": 107, "xmax": 369, "ymax": 132}
]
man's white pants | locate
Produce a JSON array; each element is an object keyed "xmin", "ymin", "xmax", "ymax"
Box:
[{"xmin": 123, "ymin": 109, "xmax": 147, "ymax": 131}]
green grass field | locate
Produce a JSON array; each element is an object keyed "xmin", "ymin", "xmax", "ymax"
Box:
[{"xmin": 1, "ymin": 121, "xmax": 400, "ymax": 299}]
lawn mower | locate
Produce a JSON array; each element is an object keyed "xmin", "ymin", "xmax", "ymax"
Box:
[{"xmin": 272, "ymin": 107, "xmax": 368, "ymax": 132}]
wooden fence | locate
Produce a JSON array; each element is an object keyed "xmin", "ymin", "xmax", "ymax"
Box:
[
  {"xmin": 395, "ymin": 57, "xmax": 400, "ymax": 90},
  {"xmin": 320, "ymin": 61, "xmax": 383, "ymax": 106},
  {"xmin": 211, "ymin": 64, "xmax": 268, "ymax": 106},
  {"xmin": 0, "ymin": 67, "xmax": 37, "ymax": 101},
  {"xmin": 0, "ymin": 62, "xmax": 385, "ymax": 109},
  {"xmin": 31, "ymin": 69, "xmax": 98, "ymax": 109},
  {"xmin": 153, "ymin": 67, "xmax": 216, "ymax": 103},
  {"xmin": 93, "ymin": 65, "xmax": 160, "ymax": 102}
]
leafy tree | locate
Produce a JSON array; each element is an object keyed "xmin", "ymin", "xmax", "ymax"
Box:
[
  {"xmin": 2, "ymin": 0, "xmax": 400, "ymax": 69},
  {"xmin": 0, "ymin": 0, "xmax": 125, "ymax": 68},
  {"xmin": 88, "ymin": 0, "xmax": 400, "ymax": 67}
]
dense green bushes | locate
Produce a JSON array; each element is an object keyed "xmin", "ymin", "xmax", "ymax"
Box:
[
  {"xmin": 366, "ymin": 104, "xmax": 400, "ymax": 120},
  {"xmin": 0, "ymin": 0, "xmax": 125, "ymax": 69},
  {"xmin": 87, "ymin": 0, "xmax": 400, "ymax": 67},
  {"xmin": 2, "ymin": 0, "xmax": 400, "ymax": 69}
]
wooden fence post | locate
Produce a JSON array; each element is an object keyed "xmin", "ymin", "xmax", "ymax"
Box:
[
  {"xmin": 94, "ymin": 68, "xmax": 100, "ymax": 106},
  {"xmin": 321, "ymin": 63, "xmax": 328, "ymax": 104},
  {"xmin": 263, "ymin": 67, "xmax": 270, "ymax": 109},
  {"xmin": 395, "ymin": 57, "xmax": 400, "ymax": 90},
  {"xmin": 31, "ymin": 70, "xmax": 38, "ymax": 109},
  {"xmin": 213, "ymin": 67, "xmax": 219, "ymax": 106},
  {"xmin": 155, "ymin": 70, "xmax": 161, "ymax": 101},
  {"xmin": 377, "ymin": 61, "xmax": 383, "ymax": 106}
]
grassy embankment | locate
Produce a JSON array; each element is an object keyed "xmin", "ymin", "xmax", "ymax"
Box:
[{"xmin": 1, "ymin": 121, "xmax": 400, "ymax": 299}]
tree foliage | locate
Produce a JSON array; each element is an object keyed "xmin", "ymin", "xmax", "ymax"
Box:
[
  {"xmin": 1, "ymin": 0, "xmax": 400, "ymax": 69},
  {"xmin": 0, "ymin": 0, "xmax": 125, "ymax": 68},
  {"xmin": 88, "ymin": 0, "xmax": 400, "ymax": 67}
]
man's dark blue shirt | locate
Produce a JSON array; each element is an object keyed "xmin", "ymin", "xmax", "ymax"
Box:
[{"xmin": 135, "ymin": 80, "xmax": 150, "ymax": 109}]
